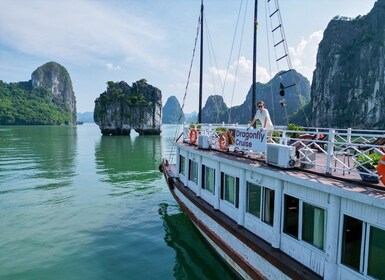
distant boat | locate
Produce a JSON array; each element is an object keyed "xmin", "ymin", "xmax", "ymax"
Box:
[
  {"xmin": 76, "ymin": 121, "xmax": 84, "ymax": 125},
  {"xmin": 160, "ymin": 1, "xmax": 385, "ymax": 279}
]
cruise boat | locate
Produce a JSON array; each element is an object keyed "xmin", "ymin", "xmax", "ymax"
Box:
[{"xmin": 160, "ymin": 1, "xmax": 385, "ymax": 279}]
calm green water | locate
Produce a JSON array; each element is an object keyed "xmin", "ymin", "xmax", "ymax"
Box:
[{"xmin": 0, "ymin": 124, "xmax": 237, "ymax": 280}]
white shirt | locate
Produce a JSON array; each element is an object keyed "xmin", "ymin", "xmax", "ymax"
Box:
[{"xmin": 254, "ymin": 108, "xmax": 274, "ymax": 130}]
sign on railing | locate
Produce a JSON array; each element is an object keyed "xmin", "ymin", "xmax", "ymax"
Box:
[{"xmin": 231, "ymin": 128, "xmax": 267, "ymax": 152}]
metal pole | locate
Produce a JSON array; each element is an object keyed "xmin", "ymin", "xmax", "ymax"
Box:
[
  {"xmin": 252, "ymin": 0, "xmax": 258, "ymax": 122},
  {"xmin": 198, "ymin": 0, "xmax": 204, "ymax": 124}
]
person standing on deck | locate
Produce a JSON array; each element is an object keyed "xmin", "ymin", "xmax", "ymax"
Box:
[{"xmin": 247, "ymin": 101, "xmax": 274, "ymax": 136}]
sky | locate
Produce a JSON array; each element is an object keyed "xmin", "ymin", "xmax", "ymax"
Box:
[{"xmin": 0, "ymin": 0, "xmax": 377, "ymax": 113}]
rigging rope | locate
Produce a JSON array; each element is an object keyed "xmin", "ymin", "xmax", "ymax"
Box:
[
  {"xmin": 204, "ymin": 1, "xmax": 246, "ymax": 124},
  {"xmin": 228, "ymin": 0, "xmax": 249, "ymax": 124},
  {"xmin": 264, "ymin": 0, "xmax": 276, "ymax": 124},
  {"xmin": 168, "ymin": 11, "xmax": 201, "ymax": 163},
  {"xmin": 204, "ymin": 15, "xmax": 223, "ymax": 124}
]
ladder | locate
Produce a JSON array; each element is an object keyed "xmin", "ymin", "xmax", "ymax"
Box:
[
  {"xmin": 266, "ymin": 0, "xmax": 311, "ymax": 126},
  {"xmin": 266, "ymin": 0, "xmax": 296, "ymax": 93}
]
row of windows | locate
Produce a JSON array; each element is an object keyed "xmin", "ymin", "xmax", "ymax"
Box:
[
  {"xmin": 180, "ymin": 156, "xmax": 317, "ymax": 243},
  {"xmin": 179, "ymin": 155, "xmax": 385, "ymax": 279}
]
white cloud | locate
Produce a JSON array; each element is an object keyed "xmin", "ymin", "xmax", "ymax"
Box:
[
  {"xmin": 106, "ymin": 63, "xmax": 121, "ymax": 71},
  {"xmin": 0, "ymin": 1, "xmax": 330, "ymax": 113},
  {"xmin": 198, "ymin": 56, "xmax": 274, "ymax": 109},
  {"xmin": 0, "ymin": 0, "xmax": 165, "ymax": 67},
  {"xmin": 289, "ymin": 31, "xmax": 323, "ymax": 81}
]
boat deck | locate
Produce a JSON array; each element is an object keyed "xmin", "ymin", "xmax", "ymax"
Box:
[{"xmin": 178, "ymin": 142, "xmax": 385, "ymax": 197}]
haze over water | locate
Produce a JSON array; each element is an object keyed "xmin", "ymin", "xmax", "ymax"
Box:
[{"xmin": 0, "ymin": 124, "xmax": 237, "ymax": 280}]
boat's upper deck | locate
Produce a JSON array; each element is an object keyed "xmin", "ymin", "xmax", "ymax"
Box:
[{"xmin": 175, "ymin": 124, "xmax": 385, "ymax": 200}]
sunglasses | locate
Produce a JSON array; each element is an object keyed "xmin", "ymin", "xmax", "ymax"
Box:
[{"xmin": 258, "ymin": 105, "xmax": 263, "ymax": 107}]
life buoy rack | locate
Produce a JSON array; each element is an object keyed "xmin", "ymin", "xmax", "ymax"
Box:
[
  {"xmin": 377, "ymin": 154, "xmax": 385, "ymax": 185},
  {"xmin": 189, "ymin": 128, "xmax": 198, "ymax": 144},
  {"xmin": 219, "ymin": 132, "xmax": 229, "ymax": 150}
]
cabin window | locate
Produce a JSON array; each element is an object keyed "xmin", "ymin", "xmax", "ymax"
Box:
[
  {"xmin": 367, "ymin": 226, "xmax": 385, "ymax": 279},
  {"xmin": 246, "ymin": 182, "xmax": 261, "ymax": 218},
  {"xmin": 246, "ymin": 182, "xmax": 275, "ymax": 226},
  {"xmin": 188, "ymin": 159, "xmax": 198, "ymax": 184},
  {"xmin": 341, "ymin": 215, "xmax": 385, "ymax": 278},
  {"xmin": 302, "ymin": 202, "xmax": 325, "ymax": 250},
  {"xmin": 341, "ymin": 215, "xmax": 363, "ymax": 271},
  {"xmin": 263, "ymin": 188, "xmax": 275, "ymax": 226},
  {"xmin": 221, "ymin": 172, "xmax": 239, "ymax": 208},
  {"xmin": 179, "ymin": 155, "xmax": 185, "ymax": 176},
  {"xmin": 202, "ymin": 165, "xmax": 215, "ymax": 194},
  {"xmin": 283, "ymin": 195, "xmax": 326, "ymax": 250},
  {"xmin": 283, "ymin": 195, "xmax": 299, "ymax": 238}
]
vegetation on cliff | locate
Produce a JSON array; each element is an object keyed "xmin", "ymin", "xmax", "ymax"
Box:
[
  {"xmin": 94, "ymin": 79, "xmax": 162, "ymax": 135},
  {"xmin": 0, "ymin": 61, "xmax": 76, "ymax": 125},
  {"xmin": 0, "ymin": 80, "xmax": 72, "ymax": 125}
]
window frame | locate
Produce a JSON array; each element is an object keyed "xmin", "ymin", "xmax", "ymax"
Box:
[
  {"xmin": 283, "ymin": 194, "xmax": 300, "ymax": 239},
  {"xmin": 245, "ymin": 181, "xmax": 275, "ymax": 227},
  {"xmin": 340, "ymin": 214, "xmax": 364, "ymax": 272},
  {"xmin": 201, "ymin": 164, "xmax": 215, "ymax": 194},
  {"xmin": 262, "ymin": 187, "xmax": 275, "ymax": 226},
  {"xmin": 365, "ymin": 224, "xmax": 385, "ymax": 279},
  {"xmin": 179, "ymin": 155, "xmax": 185, "ymax": 176},
  {"xmin": 246, "ymin": 181, "xmax": 262, "ymax": 218},
  {"xmin": 302, "ymin": 202, "xmax": 326, "ymax": 251},
  {"xmin": 282, "ymin": 194, "xmax": 327, "ymax": 252},
  {"xmin": 188, "ymin": 159, "xmax": 198, "ymax": 184},
  {"xmin": 220, "ymin": 172, "xmax": 239, "ymax": 208},
  {"xmin": 340, "ymin": 214, "xmax": 385, "ymax": 279}
]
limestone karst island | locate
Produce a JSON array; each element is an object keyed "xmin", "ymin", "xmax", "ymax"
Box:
[{"xmin": 0, "ymin": 61, "xmax": 76, "ymax": 125}]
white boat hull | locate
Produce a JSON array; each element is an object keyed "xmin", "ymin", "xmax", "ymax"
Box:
[{"xmin": 162, "ymin": 163, "xmax": 319, "ymax": 280}]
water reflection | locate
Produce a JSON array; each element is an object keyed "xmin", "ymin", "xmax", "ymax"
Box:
[
  {"xmin": 0, "ymin": 126, "xmax": 77, "ymax": 192},
  {"xmin": 159, "ymin": 203, "xmax": 239, "ymax": 280},
  {"xmin": 94, "ymin": 135, "xmax": 163, "ymax": 195}
]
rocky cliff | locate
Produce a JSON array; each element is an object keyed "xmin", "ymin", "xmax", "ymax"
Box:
[
  {"xmin": 31, "ymin": 61, "xmax": 77, "ymax": 124},
  {"xmin": 310, "ymin": 0, "xmax": 385, "ymax": 129},
  {"xmin": 163, "ymin": 96, "xmax": 184, "ymax": 124},
  {"xmin": 0, "ymin": 61, "xmax": 76, "ymax": 125},
  {"xmin": 201, "ymin": 70, "xmax": 310, "ymax": 125},
  {"xmin": 94, "ymin": 79, "xmax": 162, "ymax": 135},
  {"xmin": 201, "ymin": 95, "xmax": 229, "ymax": 123}
]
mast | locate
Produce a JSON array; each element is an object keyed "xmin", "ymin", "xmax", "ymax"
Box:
[
  {"xmin": 198, "ymin": 0, "xmax": 204, "ymax": 124},
  {"xmin": 252, "ymin": 0, "xmax": 258, "ymax": 121}
]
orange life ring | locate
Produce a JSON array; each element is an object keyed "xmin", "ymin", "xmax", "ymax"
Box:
[
  {"xmin": 189, "ymin": 128, "xmax": 198, "ymax": 144},
  {"xmin": 219, "ymin": 132, "xmax": 229, "ymax": 150},
  {"xmin": 377, "ymin": 154, "xmax": 385, "ymax": 185}
]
